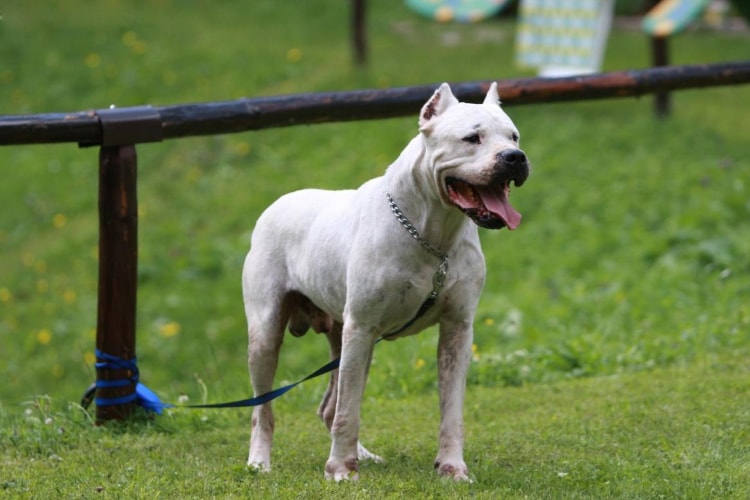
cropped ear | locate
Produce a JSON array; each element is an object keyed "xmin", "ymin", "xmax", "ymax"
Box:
[
  {"xmin": 483, "ymin": 81, "xmax": 501, "ymax": 107},
  {"xmin": 419, "ymin": 83, "xmax": 459, "ymax": 130}
]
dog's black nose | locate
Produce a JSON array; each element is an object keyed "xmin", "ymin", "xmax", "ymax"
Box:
[
  {"xmin": 498, "ymin": 148, "xmax": 526, "ymax": 167},
  {"xmin": 497, "ymin": 149, "xmax": 529, "ymax": 186}
]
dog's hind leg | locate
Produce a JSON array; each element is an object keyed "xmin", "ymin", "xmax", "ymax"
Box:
[
  {"xmin": 317, "ymin": 322, "xmax": 341, "ymax": 430},
  {"xmin": 318, "ymin": 323, "xmax": 383, "ymax": 466},
  {"xmin": 245, "ymin": 298, "xmax": 286, "ymax": 472}
]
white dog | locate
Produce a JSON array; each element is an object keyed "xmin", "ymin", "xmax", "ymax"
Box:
[{"xmin": 242, "ymin": 82, "xmax": 530, "ymax": 481}]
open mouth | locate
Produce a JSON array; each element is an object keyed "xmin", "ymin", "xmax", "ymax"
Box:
[{"xmin": 445, "ymin": 177, "xmax": 522, "ymax": 230}]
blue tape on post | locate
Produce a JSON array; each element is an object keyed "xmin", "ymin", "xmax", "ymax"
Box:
[
  {"xmin": 94, "ymin": 349, "xmax": 164, "ymax": 414},
  {"xmin": 95, "ymin": 349, "xmax": 139, "ymax": 375},
  {"xmin": 94, "ymin": 349, "xmax": 138, "ymax": 407}
]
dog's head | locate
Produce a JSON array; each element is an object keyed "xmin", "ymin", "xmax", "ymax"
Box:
[{"xmin": 419, "ymin": 83, "xmax": 530, "ymax": 230}]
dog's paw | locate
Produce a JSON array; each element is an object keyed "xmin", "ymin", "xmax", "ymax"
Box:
[
  {"xmin": 325, "ymin": 457, "xmax": 359, "ymax": 482},
  {"xmin": 357, "ymin": 441, "xmax": 384, "ymax": 464},
  {"xmin": 247, "ymin": 459, "xmax": 271, "ymax": 473},
  {"xmin": 435, "ymin": 459, "xmax": 472, "ymax": 482}
]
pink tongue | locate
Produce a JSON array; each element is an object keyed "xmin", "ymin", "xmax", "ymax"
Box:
[{"xmin": 478, "ymin": 185, "xmax": 522, "ymax": 230}]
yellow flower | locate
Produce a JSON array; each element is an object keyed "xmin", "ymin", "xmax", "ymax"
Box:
[
  {"xmin": 472, "ymin": 343, "xmax": 480, "ymax": 361},
  {"xmin": 85, "ymin": 53, "xmax": 101, "ymax": 69},
  {"xmin": 0, "ymin": 288, "xmax": 12, "ymax": 303},
  {"xmin": 286, "ymin": 48, "xmax": 302, "ymax": 63},
  {"xmin": 63, "ymin": 289, "xmax": 77, "ymax": 304},
  {"xmin": 53, "ymin": 213, "xmax": 67, "ymax": 228},
  {"xmin": 234, "ymin": 141, "xmax": 250, "ymax": 156},
  {"xmin": 415, "ymin": 358, "xmax": 426, "ymax": 369},
  {"xmin": 37, "ymin": 328, "xmax": 52, "ymax": 345},
  {"xmin": 122, "ymin": 31, "xmax": 138, "ymax": 47},
  {"xmin": 159, "ymin": 321, "xmax": 181, "ymax": 338},
  {"xmin": 185, "ymin": 166, "xmax": 203, "ymax": 183},
  {"xmin": 84, "ymin": 351, "xmax": 96, "ymax": 366},
  {"xmin": 483, "ymin": 317, "xmax": 495, "ymax": 326},
  {"xmin": 122, "ymin": 31, "xmax": 147, "ymax": 55},
  {"xmin": 131, "ymin": 41, "xmax": 148, "ymax": 56}
]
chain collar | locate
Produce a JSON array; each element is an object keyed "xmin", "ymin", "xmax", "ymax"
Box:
[{"xmin": 385, "ymin": 192, "xmax": 449, "ymax": 300}]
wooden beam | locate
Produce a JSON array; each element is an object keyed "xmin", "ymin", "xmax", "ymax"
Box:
[{"xmin": 1, "ymin": 61, "xmax": 749, "ymax": 146}]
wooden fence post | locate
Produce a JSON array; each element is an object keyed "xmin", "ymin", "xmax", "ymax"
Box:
[
  {"xmin": 95, "ymin": 145, "xmax": 139, "ymax": 422},
  {"xmin": 89, "ymin": 105, "xmax": 160, "ymax": 422},
  {"xmin": 351, "ymin": 0, "xmax": 367, "ymax": 66},
  {"xmin": 651, "ymin": 36, "xmax": 671, "ymax": 118}
]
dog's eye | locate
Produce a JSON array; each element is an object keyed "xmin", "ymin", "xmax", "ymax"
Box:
[
  {"xmin": 462, "ymin": 134, "xmax": 481, "ymax": 145},
  {"xmin": 511, "ymin": 132, "xmax": 519, "ymax": 143}
]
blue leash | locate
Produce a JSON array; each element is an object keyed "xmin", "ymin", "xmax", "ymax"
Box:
[
  {"xmin": 84, "ymin": 297, "xmax": 433, "ymax": 414},
  {"xmin": 83, "ymin": 349, "xmax": 342, "ymax": 414}
]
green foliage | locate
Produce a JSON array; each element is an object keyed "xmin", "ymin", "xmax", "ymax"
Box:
[{"xmin": 1, "ymin": 0, "xmax": 749, "ymax": 496}]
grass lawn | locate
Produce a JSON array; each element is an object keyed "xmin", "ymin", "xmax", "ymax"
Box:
[
  {"xmin": 2, "ymin": 360, "xmax": 748, "ymax": 498},
  {"xmin": 1, "ymin": 0, "xmax": 750, "ymax": 497}
]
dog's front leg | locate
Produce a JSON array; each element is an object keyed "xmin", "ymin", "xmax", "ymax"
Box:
[
  {"xmin": 324, "ymin": 323, "xmax": 377, "ymax": 481},
  {"xmin": 319, "ymin": 324, "xmax": 384, "ymax": 465},
  {"xmin": 434, "ymin": 320, "xmax": 473, "ymax": 481}
]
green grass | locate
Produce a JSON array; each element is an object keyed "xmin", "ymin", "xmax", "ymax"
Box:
[
  {"xmin": 2, "ymin": 361, "xmax": 749, "ymax": 498},
  {"xmin": 2, "ymin": 0, "xmax": 750, "ymax": 497}
]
